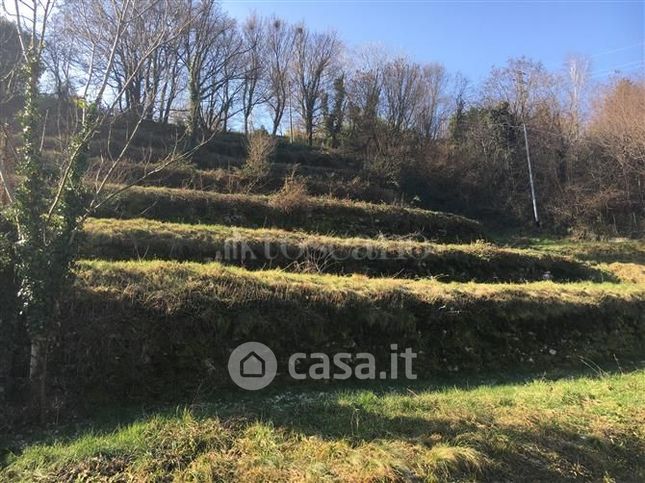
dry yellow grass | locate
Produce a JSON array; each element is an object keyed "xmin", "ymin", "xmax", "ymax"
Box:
[{"xmin": 601, "ymin": 262, "xmax": 645, "ymax": 284}]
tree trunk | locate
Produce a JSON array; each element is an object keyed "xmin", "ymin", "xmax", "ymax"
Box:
[
  {"xmin": 187, "ymin": 70, "xmax": 200, "ymax": 151},
  {"xmin": 29, "ymin": 336, "xmax": 49, "ymax": 422},
  {"xmin": 0, "ymin": 325, "xmax": 10, "ymax": 407},
  {"xmin": 271, "ymin": 105, "xmax": 284, "ymax": 137}
]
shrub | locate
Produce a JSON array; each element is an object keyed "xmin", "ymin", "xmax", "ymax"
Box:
[
  {"xmin": 269, "ymin": 173, "xmax": 309, "ymax": 213},
  {"xmin": 243, "ymin": 130, "xmax": 275, "ymax": 181},
  {"xmin": 363, "ymin": 154, "xmax": 404, "ymax": 187}
]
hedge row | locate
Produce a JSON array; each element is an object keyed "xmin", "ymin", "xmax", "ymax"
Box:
[
  {"xmin": 45, "ymin": 260, "xmax": 645, "ymax": 401},
  {"xmin": 81, "ymin": 218, "xmax": 608, "ymax": 283},
  {"xmin": 94, "ymin": 185, "xmax": 485, "ymax": 242}
]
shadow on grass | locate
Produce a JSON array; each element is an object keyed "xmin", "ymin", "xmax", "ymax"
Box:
[
  {"xmin": 2, "ymin": 362, "xmax": 643, "ymax": 480},
  {"xmin": 235, "ymin": 397, "xmax": 643, "ymax": 481}
]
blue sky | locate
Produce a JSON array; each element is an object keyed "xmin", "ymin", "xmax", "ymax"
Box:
[{"xmin": 222, "ymin": 0, "xmax": 644, "ymax": 83}]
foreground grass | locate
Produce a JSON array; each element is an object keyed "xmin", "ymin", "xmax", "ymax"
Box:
[
  {"xmin": 81, "ymin": 218, "xmax": 609, "ymax": 282},
  {"xmin": 3, "ymin": 370, "xmax": 644, "ymax": 481}
]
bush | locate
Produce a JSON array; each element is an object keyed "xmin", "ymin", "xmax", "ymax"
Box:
[
  {"xmin": 243, "ymin": 130, "xmax": 275, "ymax": 180},
  {"xmin": 269, "ymin": 174, "xmax": 309, "ymax": 213}
]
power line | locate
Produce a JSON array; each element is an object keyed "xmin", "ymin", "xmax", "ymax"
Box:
[
  {"xmin": 589, "ymin": 41, "xmax": 644, "ymax": 59},
  {"xmin": 590, "ymin": 60, "xmax": 644, "ymax": 79},
  {"xmin": 542, "ymin": 41, "xmax": 644, "ymax": 74}
]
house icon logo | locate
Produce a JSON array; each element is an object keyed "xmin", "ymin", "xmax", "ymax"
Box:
[
  {"xmin": 240, "ymin": 351, "xmax": 266, "ymax": 377},
  {"xmin": 228, "ymin": 342, "xmax": 277, "ymax": 390}
]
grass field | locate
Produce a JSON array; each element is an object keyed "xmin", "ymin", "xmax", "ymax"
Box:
[{"xmin": 3, "ymin": 369, "xmax": 644, "ymax": 481}]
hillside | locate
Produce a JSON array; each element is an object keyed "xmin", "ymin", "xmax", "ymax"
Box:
[
  {"xmin": 2, "ymin": 131, "xmax": 644, "ymax": 481},
  {"xmin": 2, "ymin": 0, "xmax": 644, "ymax": 478}
]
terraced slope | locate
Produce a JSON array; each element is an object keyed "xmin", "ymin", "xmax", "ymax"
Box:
[
  {"xmin": 66, "ymin": 147, "xmax": 645, "ymax": 396},
  {"xmin": 47, "ymin": 259, "xmax": 644, "ymax": 399},
  {"xmin": 111, "ymin": 161, "xmax": 397, "ymax": 202},
  {"xmin": 94, "ymin": 184, "xmax": 485, "ymax": 241},
  {"xmin": 4, "ymin": 134, "xmax": 645, "ymax": 483},
  {"xmin": 81, "ymin": 218, "xmax": 609, "ymax": 282}
]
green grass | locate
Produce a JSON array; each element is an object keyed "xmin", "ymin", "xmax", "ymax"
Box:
[
  {"xmin": 94, "ymin": 184, "xmax": 485, "ymax": 242},
  {"xmin": 81, "ymin": 218, "xmax": 610, "ymax": 283},
  {"xmin": 509, "ymin": 237, "xmax": 645, "ymax": 264},
  {"xmin": 3, "ymin": 370, "xmax": 644, "ymax": 481}
]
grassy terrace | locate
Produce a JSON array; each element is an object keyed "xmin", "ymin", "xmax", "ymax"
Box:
[
  {"xmin": 111, "ymin": 161, "xmax": 397, "ymax": 202},
  {"xmin": 597, "ymin": 262, "xmax": 645, "ymax": 284},
  {"xmin": 81, "ymin": 218, "xmax": 609, "ymax": 282},
  {"xmin": 3, "ymin": 370, "xmax": 644, "ymax": 481},
  {"xmin": 76, "ymin": 258, "xmax": 644, "ymax": 295},
  {"xmin": 34, "ymin": 259, "xmax": 643, "ymax": 401},
  {"xmin": 94, "ymin": 185, "xmax": 485, "ymax": 242},
  {"xmin": 511, "ymin": 237, "xmax": 645, "ymax": 264}
]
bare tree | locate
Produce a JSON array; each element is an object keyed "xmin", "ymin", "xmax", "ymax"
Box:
[
  {"xmin": 0, "ymin": 16, "xmax": 26, "ymax": 118},
  {"xmin": 482, "ymin": 57, "xmax": 559, "ymax": 122},
  {"xmin": 345, "ymin": 45, "xmax": 387, "ymax": 156},
  {"xmin": 153, "ymin": 31, "xmax": 186, "ymax": 124},
  {"xmin": 417, "ymin": 63, "xmax": 448, "ymax": 140},
  {"xmin": 563, "ymin": 54, "xmax": 590, "ymax": 140},
  {"xmin": 240, "ymin": 13, "xmax": 267, "ymax": 134},
  {"xmin": 42, "ymin": 18, "xmax": 76, "ymax": 100},
  {"xmin": 181, "ymin": 0, "xmax": 243, "ymax": 145},
  {"xmin": 293, "ymin": 26, "xmax": 340, "ymax": 145},
  {"xmin": 265, "ymin": 17, "xmax": 294, "ymax": 136},
  {"xmin": 447, "ymin": 72, "xmax": 471, "ymax": 141},
  {"xmin": 381, "ymin": 57, "xmax": 424, "ymax": 133}
]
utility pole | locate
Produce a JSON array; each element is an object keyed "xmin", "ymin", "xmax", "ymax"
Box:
[
  {"xmin": 517, "ymin": 68, "xmax": 540, "ymax": 227},
  {"xmin": 288, "ymin": 80, "xmax": 294, "ymax": 144},
  {"xmin": 522, "ymin": 123, "xmax": 540, "ymax": 226}
]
